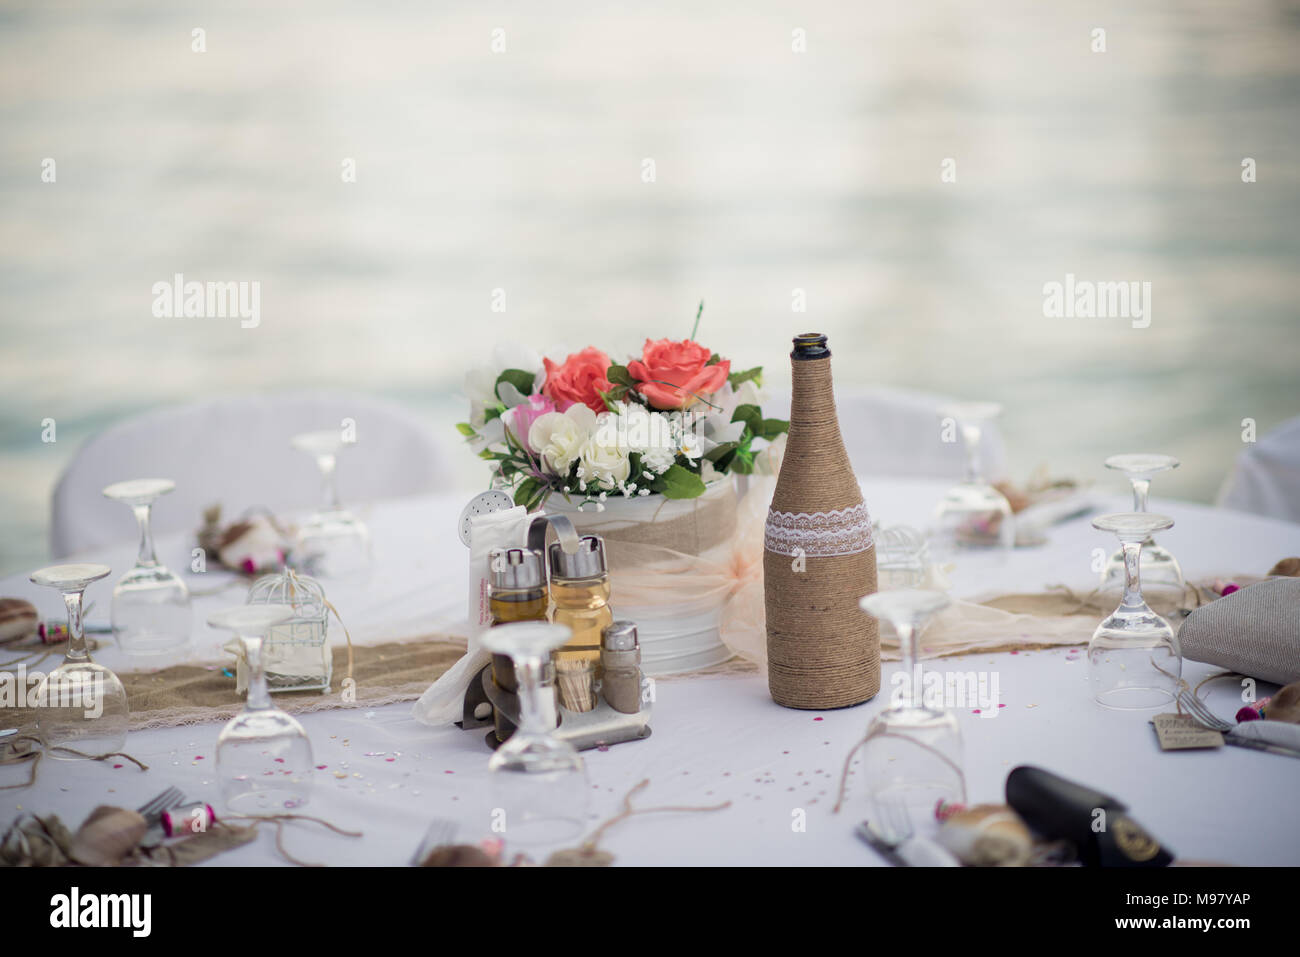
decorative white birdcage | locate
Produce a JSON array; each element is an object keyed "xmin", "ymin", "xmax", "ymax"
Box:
[
  {"xmin": 243, "ymin": 570, "xmax": 332, "ymax": 692},
  {"xmin": 873, "ymin": 523, "xmax": 932, "ymax": 590}
]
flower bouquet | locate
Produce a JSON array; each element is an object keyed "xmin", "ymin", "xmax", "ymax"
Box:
[
  {"xmin": 457, "ymin": 316, "xmax": 788, "ymax": 673},
  {"xmin": 458, "ymin": 327, "xmax": 788, "ymax": 513}
]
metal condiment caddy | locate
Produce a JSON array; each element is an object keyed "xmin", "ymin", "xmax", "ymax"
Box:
[{"xmin": 460, "ymin": 513, "xmax": 653, "ymax": 752}]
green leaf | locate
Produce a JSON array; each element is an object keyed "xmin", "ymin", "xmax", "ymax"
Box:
[
  {"xmin": 513, "ymin": 477, "xmax": 541, "ymax": 508},
  {"xmin": 731, "ymin": 403, "xmax": 762, "ymax": 434},
  {"xmin": 606, "ymin": 363, "xmax": 636, "ymax": 387},
  {"xmin": 594, "ymin": 387, "xmax": 622, "ymax": 413},
  {"xmin": 651, "ymin": 464, "xmax": 706, "ymax": 499},
  {"xmin": 483, "ymin": 405, "xmax": 504, "ymax": 423},
  {"xmin": 759, "ymin": 417, "xmax": 789, "ymax": 441},
  {"xmin": 455, "ymin": 422, "xmax": 476, "ymax": 438},
  {"xmin": 706, "ymin": 353, "xmax": 722, "ymax": 366},
  {"xmin": 495, "ymin": 369, "xmax": 536, "ymax": 401},
  {"xmin": 704, "ymin": 441, "xmax": 737, "ymax": 463},
  {"xmin": 727, "ymin": 366, "xmax": 763, "ymax": 389}
]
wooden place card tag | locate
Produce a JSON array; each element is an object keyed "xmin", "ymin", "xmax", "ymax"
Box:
[{"xmin": 1152, "ymin": 713, "xmax": 1225, "ymax": 751}]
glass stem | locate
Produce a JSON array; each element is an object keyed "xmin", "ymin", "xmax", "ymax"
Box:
[
  {"xmin": 243, "ymin": 635, "xmax": 273, "ymax": 710},
  {"xmin": 318, "ymin": 456, "xmax": 341, "ymax": 512},
  {"xmin": 897, "ymin": 620, "xmax": 922, "ymax": 709},
  {"xmin": 62, "ymin": 590, "xmax": 88, "ymax": 662},
  {"xmin": 134, "ymin": 504, "xmax": 157, "ymax": 567},
  {"xmin": 1130, "ymin": 478, "xmax": 1150, "ymax": 513},
  {"xmin": 961, "ymin": 423, "xmax": 983, "ymax": 484},
  {"xmin": 513, "ymin": 655, "xmax": 556, "ymax": 733},
  {"xmin": 1121, "ymin": 540, "xmax": 1146, "ymax": 611}
]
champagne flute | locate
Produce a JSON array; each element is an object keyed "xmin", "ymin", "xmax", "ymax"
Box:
[
  {"xmin": 1100, "ymin": 454, "xmax": 1184, "ymax": 595},
  {"xmin": 103, "ymin": 478, "xmax": 192, "ymax": 656},
  {"xmin": 29, "ymin": 564, "xmax": 129, "ymax": 758},
  {"xmin": 856, "ymin": 589, "xmax": 964, "ymax": 840},
  {"xmin": 1089, "ymin": 513, "xmax": 1181, "ymax": 710},
  {"xmin": 478, "ymin": 621, "xmax": 589, "ymax": 847},
  {"xmin": 290, "ymin": 430, "xmax": 371, "ymax": 582},
  {"xmin": 210, "ymin": 604, "xmax": 314, "ymax": 810}
]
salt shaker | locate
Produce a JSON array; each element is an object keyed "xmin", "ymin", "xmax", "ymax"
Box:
[{"xmin": 601, "ymin": 620, "xmax": 642, "ymax": 714}]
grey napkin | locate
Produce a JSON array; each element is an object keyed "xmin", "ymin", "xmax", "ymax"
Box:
[{"xmin": 1179, "ymin": 577, "xmax": 1300, "ymax": 685}]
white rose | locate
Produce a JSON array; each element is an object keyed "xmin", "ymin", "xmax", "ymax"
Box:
[
  {"xmin": 528, "ymin": 405, "xmax": 596, "ymax": 476},
  {"xmin": 578, "ymin": 436, "xmax": 631, "ymax": 489}
]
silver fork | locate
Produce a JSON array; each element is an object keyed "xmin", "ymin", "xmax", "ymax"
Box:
[
  {"xmin": 135, "ymin": 785, "xmax": 185, "ymax": 825},
  {"xmin": 1178, "ymin": 690, "xmax": 1300, "ymax": 759},
  {"xmin": 411, "ymin": 818, "xmax": 460, "ymax": 865}
]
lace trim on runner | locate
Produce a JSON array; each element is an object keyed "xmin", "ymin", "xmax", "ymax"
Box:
[{"xmin": 764, "ymin": 503, "xmax": 875, "ymax": 557}]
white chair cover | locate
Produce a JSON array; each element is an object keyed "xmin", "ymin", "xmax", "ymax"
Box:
[
  {"xmin": 762, "ymin": 385, "xmax": 1008, "ymax": 481},
  {"xmin": 51, "ymin": 392, "xmax": 451, "ymax": 557},
  {"xmin": 1216, "ymin": 415, "xmax": 1300, "ymax": 524}
]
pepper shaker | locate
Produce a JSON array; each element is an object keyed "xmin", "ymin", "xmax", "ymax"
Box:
[{"xmin": 601, "ymin": 620, "xmax": 642, "ymax": 714}]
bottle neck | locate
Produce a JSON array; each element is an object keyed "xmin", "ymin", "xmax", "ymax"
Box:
[{"xmin": 774, "ymin": 354, "xmax": 862, "ymax": 510}]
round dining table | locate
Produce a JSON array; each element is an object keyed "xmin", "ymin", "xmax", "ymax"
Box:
[{"xmin": 3, "ymin": 477, "xmax": 1298, "ymax": 866}]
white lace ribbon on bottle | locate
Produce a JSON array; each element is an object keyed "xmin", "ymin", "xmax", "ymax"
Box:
[{"xmin": 764, "ymin": 503, "xmax": 875, "ymax": 557}]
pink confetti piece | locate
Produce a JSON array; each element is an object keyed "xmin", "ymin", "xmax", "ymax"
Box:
[
  {"xmin": 113, "ymin": 764, "xmax": 123, "ymax": 769},
  {"xmin": 813, "ymin": 716, "xmax": 824, "ymax": 721}
]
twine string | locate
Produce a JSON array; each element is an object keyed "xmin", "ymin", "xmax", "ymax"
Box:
[
  {"xmin": 223, "ymin": 812, "xmax": 363, "ymax": 867},
  {"xmin": 577, "ymin": 778, "xmax": 731, "ymax": 854},
  {"xmin": 0, "ymin": 735, "xmax": 148, "ymax": 790}
]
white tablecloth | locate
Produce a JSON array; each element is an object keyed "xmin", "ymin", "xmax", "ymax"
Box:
[{"xmin": 4, "ymin": 479, "xmax": 1299, "ymax": 866}]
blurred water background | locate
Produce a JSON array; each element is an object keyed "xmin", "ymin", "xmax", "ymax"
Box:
[{"xmin": 2, "ymin": 0, "xmax": 1298, "ymax": 574}]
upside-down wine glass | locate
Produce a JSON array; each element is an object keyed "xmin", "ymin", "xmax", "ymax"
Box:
[
  {"xmin": 1088, "ymin": 512, "xmax": 1182, "ymax": 710},
  {"xmin": 29, "ymin": 563, "xmax": 129, "ymax": 758},
  {"xmin": 933, "ymin": 402, "xmax": 1014, "ymax": 560},
  {"xmin": 478, "ymin": 621, "xmax": 589, "ymax": 847},
  {"xmin": 1100, "ymin": 454, "xmax": 1184, "ymax": 595},
  {"xmin": 210, "ymin": 604, "xmax": 314, "ymax": 811},
  {"xmin": 103, "ymin": 478, "xmax": 192, "ymax": 656},
  {"xmin": 856, "ymin": 589, "xmax": 964, "ymax": 841},
  {"xmin": 290, "ymin": 430, "xmax": 371, "ymax": 582}
]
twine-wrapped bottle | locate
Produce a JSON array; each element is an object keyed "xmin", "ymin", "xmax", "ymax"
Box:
[{"xmin": 764, "ymin": 333, "xmax": 879, "ymax": 709}]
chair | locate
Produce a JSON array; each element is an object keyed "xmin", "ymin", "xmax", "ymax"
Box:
[
  {"xmin": 1216, "ymin": 415, "xmax": 1300, "ymax": 524},
  {"xmin": 762, "ymin": 385, "xmax": 1008, "ymax": 481},
  {"xmin": 51, "ymin": 391, "xmax": 452, "ymax": 557}
]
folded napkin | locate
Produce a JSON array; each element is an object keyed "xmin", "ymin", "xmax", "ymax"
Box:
[{"xmin": 1179, "ymin": 577, "xmax": 1300, "ymax": 686}]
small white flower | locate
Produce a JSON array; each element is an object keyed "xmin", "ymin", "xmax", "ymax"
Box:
[
  {"xmin": 679, "ymin": 432, "xmax": 703, "ymax": 461},
  {"xmin": 638, "ymin": 488, "xmax": 650, "ymax": 496}
]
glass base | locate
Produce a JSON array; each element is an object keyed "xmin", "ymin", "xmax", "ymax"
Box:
[
  {"xmin": 36, "ymin": 664, "xmax": 129, "ymax": 758},
  {"xmin": 858, "ymin": 706, "xmax": 964, "ymax": 838},
  {"xmin": 221, "ymin": 785, "xmax": 311, "ymax": 812},
  {"xmin": 112, "ymin": 566, "xmax": 192, "ymax": 655},
  {"xmin": 933, "ymin": 483, "xmax": 1014, "ymax": 555}
]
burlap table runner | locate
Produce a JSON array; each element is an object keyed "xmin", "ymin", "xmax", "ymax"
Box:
[{"xmin": 4, "ymin": 636, "xmax": 466, "ymax": 734}]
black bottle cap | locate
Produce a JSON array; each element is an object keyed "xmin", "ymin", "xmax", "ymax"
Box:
[{"xmin": 791, "ymin": 333, "xmax": 830, "ymax": 360}]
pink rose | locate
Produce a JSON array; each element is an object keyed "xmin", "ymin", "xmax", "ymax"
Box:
[
  {"xmin": 542, "ymin": 347, "xmax": 613, "ymax": 414},
  {"xmin": 506, "ymin": 394, "xmax": 557, "ymax": 452},
  {"xmin": 627, "ymin": 338, "xmax": 731, "ymax": 410}
]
